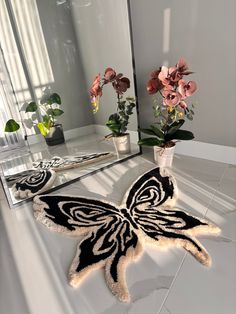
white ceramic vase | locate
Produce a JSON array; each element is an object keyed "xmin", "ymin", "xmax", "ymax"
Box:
[
  {"xmin": 113, "ymin": 134, "xmax": 131, "ymax": 154},
  {"xmin": 153, "ymin": 144, "xmax": 175, "ymax": 168}
]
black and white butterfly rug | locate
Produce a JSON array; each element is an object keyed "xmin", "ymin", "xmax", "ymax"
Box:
[{"xmin": 33, "ymin": 167, "xmax": 220, "ymax": 302}]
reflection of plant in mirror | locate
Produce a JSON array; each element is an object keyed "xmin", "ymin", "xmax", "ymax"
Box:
[
  {"xmin": 89, "ymin": 68, "xmax": 136, "ymax": 137},
  {"xmin": 139, "ymin": 58, "xmax": 197, "ymax": 148},
  {"xmin": 5, "ymin": 88, "xmax": 63, "ymax": 137}
]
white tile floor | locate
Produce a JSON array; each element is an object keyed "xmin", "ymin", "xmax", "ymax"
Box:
[
  {"xmin": 1, "ymin": 153, "xmax": 236, "ymax": 314},
  {"xmin": 158, "ymin": 157, "xmax": 236, "ymax": 314},
  {"xmin": 142, "ymin": 153, "xmax": 236, "ymax": 314}
]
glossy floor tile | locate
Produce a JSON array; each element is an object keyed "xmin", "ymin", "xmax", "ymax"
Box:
[
  {"xmin": 157, "ymin": 156, "xmax": 236, "ymax": 314},
  {"xmin": 0, "ymin": 211, "xmax": 30, "ymax": 314},
  {"xmin": 159, "ymin": 237, "xmax": 236, "ymax": 314}
]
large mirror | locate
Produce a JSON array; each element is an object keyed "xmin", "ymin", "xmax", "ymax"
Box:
[{"xmin": 0, "ymin": 0, "xmax": 140, "ymax": 207}]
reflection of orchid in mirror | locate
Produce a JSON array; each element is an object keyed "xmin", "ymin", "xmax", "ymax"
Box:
[
  {"xmin": 139, "ymin": 58, "xmax": 198, "ymax": 148},
  {"xmin": 89, "ymin": 68, "xmax": 135, "ymax": 137}
]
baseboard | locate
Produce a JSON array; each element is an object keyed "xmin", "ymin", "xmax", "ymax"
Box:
[
  {"xmin": 26, "ymin": 125, "xmax": 95, "ymax": 146},
  {"xmin": 175, "ymin": 140, "xmax": 236, "ymax": 165},
  {"xmin": 26, "ymin": 126, "xmax": 235, "ymax": 165},
  {"xmin": 26, "ymin": 124, "xmax": 138, "ymax": 146},
  {"xmin": 64, "ymin": 125, "xmax": 95, "ymax": 140}
]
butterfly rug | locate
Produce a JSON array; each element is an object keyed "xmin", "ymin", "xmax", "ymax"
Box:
[{"xmin": 33, "ymin": 167, "xmax": 220, "ymax": 302}]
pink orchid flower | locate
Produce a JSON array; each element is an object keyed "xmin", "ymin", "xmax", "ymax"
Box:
[
  {"xmin": 163, "ymin": 89, "xmax": 182, "ymax": 107},
  {"xmin": 176, "ymin": 58, "xmax": 194, "ymax": 76},
  {"xmin": 179, "ymin": 100, "xmax": 188, "ymax": 109},
  {"xmin": 150, "ymin": 69, "xmax": 161, "ymax": 79},
  {"xmin": 168, "ymin": 66, "xmax": 180, "ymax": 82},
  {"xmin": 147, "ymin": 78, "xmax": 163, "ymax": 94},
  {"xmin": 176, "ymin": 58, "xmax": 189, "ymax": 73},
  {"xmin": 112, "ymin": 77, "xmax": 130, "ymax": 94},
  {"xmin": 169, "ymin": 59, "xmax": 194, "ymax": 82},
  {"xmin": 104, "ymin": 68, "xmax": 116, "ymax": 82},
  {"xmin": 178, "ymin": 79, "xmax": 197, "ymax": 98},
  {"xmin": 89, "ymin": 73, "xmax": 102, "ymax": 98},
  {"xmin": 158, "ymin": 66, "xmax": 172, "ymax": 86},
  {"xmin": 159, "ymin": 65, "xmax": 183, "ymax": 85}
]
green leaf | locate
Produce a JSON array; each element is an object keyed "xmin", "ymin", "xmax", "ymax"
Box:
[
  {"xmin": 126, "ymin": 110, "xmax": 133, "ymax": 116},
  {"xmin": 168, "ymin": 130, "xmax": 194, "ymax": 141},
  {"xmin": 126, "ymin": 97, "xmax": 135, "ymax": 102},
  {"xmin": 150, "ymin": 125, "xmax": 164, "ymax": 139},
  {"xmin": 139, "ymin": 128, "xmax": 156, "ymax": 136},
  {"xmin": 46, "ymin": 108, "xmax": 54, "ymax": 116},
  {"xmin": 120, "ymin": 124, "xmax": 127, "ymax": 133},
  {"xmin": 31, "ymin": 113, "xmax": 37, "ymax": 121},
  {"xmin": 138, "ymin": 137, "xmax": 163, "ymax": 147},
  {"xmin": 49, "ymin": 93, "xmax": 61, "ymax": 105},
  {"xmin": 25, "ymin": 102, "xmax": 37, "ymax": 113},
  {"xmin": 4, "ymin": 119, "xmax": 20, "ymax": 132},
  {"xmin": 106, "ymin": 125, "xmax": 121, "ymax": 135},
  {"xmin": 187, "ymin": 114, "xmax": 193, "ymax": 121},
  {"xmin": 37, "ymin": 122, "xmax": 50, "ymax": 137},
  {"xmin": 107, "ymin": 115, "xmax": 122, "ymax": 134},
  {"xmin": 52, "ymin": 109, "xmax": 64, "ymax": 116},
  {"xmin": 109, "ymin": 113, "xmax": 120, "ymax": 122},
  {"xmin": 42, "ymin": 115, "xmax": 51, "ymax": 128},
  {"xmin": 119, "ymin": 112, "xmax": 126, "ymax": 118},
  {"xmin": 167, "ymin": 119, "xmax": 185, "ymax": 136},
  {"xmin": 43, "ymin": 115, "xmax": 50, "ymax": 123},
  {"xmin": 118, "ymin": 102, "xmax": 125, "ymax": 111},
  {"xmin": 190, "ymin": 110, "xmax": 194, "ymax": 115}
]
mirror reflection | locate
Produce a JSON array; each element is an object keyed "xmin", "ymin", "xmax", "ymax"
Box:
[{"xmin": 0, "ymin": 0, "xmax": 140, "ymax": 207}]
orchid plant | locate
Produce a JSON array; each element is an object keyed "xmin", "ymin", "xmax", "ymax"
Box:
[
  {"xmin": 138, "ymin": 58, "xmax": 197, "ymax": 148},
  {"xmin": 89, "ymin": 68, "xmax": 135, "ymax": 137}
]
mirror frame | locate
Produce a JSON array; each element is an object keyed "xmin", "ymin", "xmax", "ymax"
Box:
[{"xmin": 0, "ymin": 0, "xmax": 142, "ymax": 209}]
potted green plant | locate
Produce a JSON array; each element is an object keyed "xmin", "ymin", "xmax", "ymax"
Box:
[
  {"xmin": 5, "ymin": 88, "xmax": 65, "ymax": 146},
  {"xmin": 89, "ymin": 68, "xmax": 136, "ymax": 154},
  {"xmin": 138, "ymin": 58, "xmax": 197, "ymax": 167}
]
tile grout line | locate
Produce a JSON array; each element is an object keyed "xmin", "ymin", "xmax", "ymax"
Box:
[
  {"xmin": 204, "ymin": 164, "xmax": 236, "ymax": 243},
  {"xmin": 157, "ymin": 164, "xmax": 229, "ymax": 313},
  {"xmin": 203, "ymin": 164, "xmax": 229, "ymax": 218},
  {"xmin": 157, "ymin": 252, "xmax": 187, "ymax": 314}
]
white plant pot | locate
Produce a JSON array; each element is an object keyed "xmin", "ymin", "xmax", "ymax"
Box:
[
  {"xmin": 113, "ymin": 134, "xmax": 131, "ymax": 154},
  {"xmin": 153, "ymin": 145, "xmax": 175, "ymax": 168}
]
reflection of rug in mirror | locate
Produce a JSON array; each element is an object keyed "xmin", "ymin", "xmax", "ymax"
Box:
[
  {"xmin": 13, "ymin": 169, "xmax": 56, "ymax": 199},
  {"xmin": 32, "ymin": 152, "xmax": 114, "ymax": 171},
  {"xmin": 33, "ymin": 167, "xmax": 220, "ymax": 302},
  {"xmin": 5, "ymin": 169, "xmax": 36, "ymax": 186}
]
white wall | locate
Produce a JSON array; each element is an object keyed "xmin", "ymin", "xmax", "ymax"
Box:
[
  {"xmin": 70, "ymin": 0, "xmax": 138, "ymax": 131},
  {"xmin": 130, "ymin": 0, "xmax": 236, "ymax": 147},
  {"xmin": 36, "ymin": 0, "xmax": 94, "ymax": 131}
]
